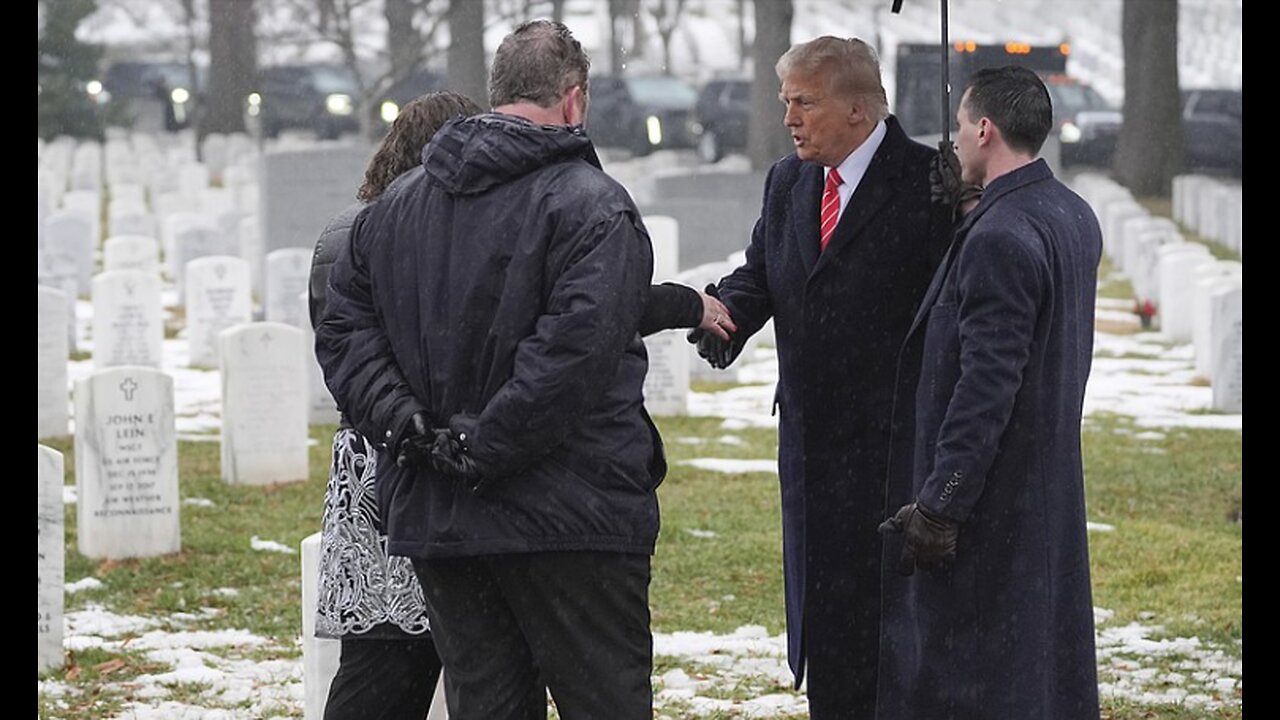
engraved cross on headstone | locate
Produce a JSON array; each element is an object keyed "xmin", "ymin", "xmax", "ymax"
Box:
[{"xmin": 119, "ymin": 377, "xmax": 139, "ymax": 401}]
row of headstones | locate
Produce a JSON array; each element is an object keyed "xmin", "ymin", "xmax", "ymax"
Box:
[
  {"xmin": 36, "ymin": 323, "xmax": 310, "ymax": 671},
  {"xmin": 1172, "ymin": 174, "xmax": 1242, "ymax": 257},
  {"xmin": 1073, "ymin": 174, "xmax": 1242, "ymax": 413},
  {"xmin": 39, "ymin": 131, "xmax": 257, "ymax": 203},
  {"xmin": 39, "ymin": 157, "xmax": 264, "ymax": 298}
]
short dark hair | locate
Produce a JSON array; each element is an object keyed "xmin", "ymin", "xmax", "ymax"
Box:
[
  {"xmin": 489, "ymin": 20, "xmax": 590, "ymax": 108},
  {"xmin": 963, "ymin": 66, "xmax": 1053, "ymax": 155},
  {"xmin": 357, "ymin": 92, "xmax": 484, "ymax": 202}
]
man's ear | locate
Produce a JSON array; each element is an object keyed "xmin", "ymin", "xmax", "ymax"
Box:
[
  {"xmin": 846, "ymin": 96, "xmax": 867, "ymax": 126},
  {"xmin": 562, "ymin": 85, "xmax": 586, "ymax": 126}
]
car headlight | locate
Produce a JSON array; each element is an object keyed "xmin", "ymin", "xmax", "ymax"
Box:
[
  {"xmin": 326, "ymin": 93, "xmax": 354, "ymax": 116},
  {"xmin": 86, "ymin": 80, "xmax": 104, "ymax": 96},
  {"xmin": 1059, "ymin": 121, "xmax": 1082, "ymax": 144},
  {"xmin": 170, "ymin": 87, "xmax": 190, "ymax": 105},
  {"xmin": 380, "ymin": 100, "xmax": 400, "ymax": 124},
  {"xmin": 646, "ymin": 115, "xmax": 663, "ymax": 146}
]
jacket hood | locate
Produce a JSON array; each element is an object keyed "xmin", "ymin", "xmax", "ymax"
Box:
[{"xmin": 422, "ymin": 113, "xmax": 601, "ymax": 195}]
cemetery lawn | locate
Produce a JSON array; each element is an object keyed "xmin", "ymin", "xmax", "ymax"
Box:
[{"xmin": 41, "ymin": 411, "xmax": 1241, "ymax": 719}]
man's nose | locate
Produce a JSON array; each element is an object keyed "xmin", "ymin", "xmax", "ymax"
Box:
[{"xmin": 783, "ymin": 103, "xmax": 800, "ymax": 127}]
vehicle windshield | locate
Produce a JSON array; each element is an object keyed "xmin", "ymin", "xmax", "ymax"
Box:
[{"xmin": 626, "ymin": 77, "xmax": 698, "ymax": 108}]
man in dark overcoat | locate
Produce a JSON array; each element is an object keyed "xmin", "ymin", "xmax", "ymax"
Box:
[
  {"xmin": 879, "ymin": 66, "xmax": 1103, "ymax": 719},
  {"xmin": 693, "ymin": 36, "xmax": 952, "ymax": 717}
]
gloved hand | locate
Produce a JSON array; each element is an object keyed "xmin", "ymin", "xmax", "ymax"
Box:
[
  {"xmin": 878, "ymin": 502, "xmax": 959, "ymax": 576},
  {"xmin": 931, "ymin": 141, "xmax": 983, "ymax": 219},
  {"xmin": 687, "ymin": 284, "xmax": 746, "ymax": 369},
  {"xmin": 429, "ymin": 428, "xmax": 484, "ymax": 491},
  {"xmin": 394, "ymin": 412, "xmax": 434, "ymax": 470},
  {"xmin": 930, "ymin": 140, "xmax": 964, "ymax": 207}
]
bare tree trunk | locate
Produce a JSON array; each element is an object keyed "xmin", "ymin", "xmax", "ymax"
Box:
[
  {"xmin": 386, "ymin": 0, "xmax": 419, "ymax": 83},
  {"xmin": 748, "ymin": 0, "xmax": 792, "ymax": 170},
  {"xmin": 648, "ymin": 0, "xmax": 686, "ymax": 75},
  {"xmin": 609, "ymin": 0, "xmax": 627, "ymax": 73},
  {"xmin": 448, "ymin": 0, "xmax": 487, "ymax": 105},
  {"xmin": 550, "ymin": 0, "xmax": 565, "ymax": 23},
  {"xmin": 203, "ymin": 0, "xmax": 256, "ymax": 135},
  {"xmin": 1114, "ymin": 0, "xmax": 1183, "ymax": 197},
  {"xmin": 736, "ymin": 0, "xmax": 747, "ymax": 70}
]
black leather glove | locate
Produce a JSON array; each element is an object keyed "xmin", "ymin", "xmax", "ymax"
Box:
[
  {"xmin": 878, "ymin": 502, "xmax": 959, "ymax": 576},
  {"xmin": 931, "ymin": 141, "xmax": 984, "ymax": 220},
  {"xmin": 930, "ymin": 140, "xmax": 964, "ymax": 207},
  {"xmin": 394, "ymin": 412, "xmax": 434, "ymax": 470},
  {"xmin": 686, "ymin": 284, "xmax": 745, "ymax": 369},
  {"xmin": 429, "ymin": 428, "xmax": 484, "ymax": 491}
]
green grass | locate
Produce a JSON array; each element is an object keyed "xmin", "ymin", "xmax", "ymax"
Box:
[
  {"xmin": 1097, "ymin": 255, "xmax": 1137, "ymax": 300},
  {"xmin": 39, "ymin": 405, "xmax": 1242, "ymax": 719}
]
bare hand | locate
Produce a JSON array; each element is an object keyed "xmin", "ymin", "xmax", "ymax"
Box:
[{"xmin": 698, "ymin": 292, "xmax": 737, "ymax": 341}]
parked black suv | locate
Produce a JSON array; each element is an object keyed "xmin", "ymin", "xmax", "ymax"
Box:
[
  {"xmin": 694, "ymin": 78, "xmax": 750, "ymax": 163},
  {"xmin": 1062, "ymin": 88, "xmax": 1241, "ymax": 175},
  {"xmin": 100, "ymin": 61, "xmax": 198, "ymax": 132},
  {"xmin": 255, "ymin": 64, "xmax": 361, "ymax": 139},
  {"xmin": 587, "ymin": 74, "xmax": 701, "ymax": 155}
]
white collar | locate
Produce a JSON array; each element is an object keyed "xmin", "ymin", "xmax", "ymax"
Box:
[{"xmin": 826, "ymin": 119, "xmax": 888, "ymax": 192}]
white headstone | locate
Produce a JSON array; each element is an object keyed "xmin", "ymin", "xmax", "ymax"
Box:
[
  {"xmin": 240, "ymin": 215, "xmax": 264, "ymax": 297},
  {"xmin": 202, "ymin": 134, "xmax": 230, "ymax": 182},
  {"xmin": 1209, "ymin": 284, "xmax": 1242, "ymax": 413},
  {"xmin": 74, "ymin": 367, "xmax": 181, "ymax": 559},
  {"xmin": 38, "ymin": 445, "xmax": 65, "ymax": 673},
  {"xmin": 641, "ymin": 216, "xmax": 690, "ymax": 416},
  {"xmin": 185, "ymin": 256, "xmax": 253, "ymax": 367},
  {"xmin": 92, "ymin": 270, "xmax": 164, "ymax": 369},
  {"xmin": 1192, "ymin": 274, "xmax": 1240, "ymax": 377},
  {"xmin": 110, "ymin": 183, "xmax": 147, "ymax": 207},
  {"xmin": 178, "ymin": 162, "xmax": 210, "ymax": 203},
  {"xmin": 1130, "ymin": 229, "xmax": 1180, "ymax": 306},
  {"xmin": 170, "ymin": 218, "xmax": 235, "ymax": 289},
  {"xmin": 265, "ymin": 248, "xmax": 314, "ymax": 328},
  {"xmin": 108, "ymin": 206, "xmax": 155, "ymax": 239},
  {"xmin": 201, "ymin": 187, "xmax": 235, "ymax": 217},
  {"xmin": 1121, "ymin": 217, "xmax": 1175, "ymax": 279},
  {"xmin": 38, "ymin": 286, "xmax": 70, "ymax": 439},
  {"xmin": 44, "ymin": 210, "xmax": 95, "ymax": 294},
  {"xmin": 1155, "ymin": 246, "xmax": 1213, "ymax": 339},
  {"xmin": 71, "ymin": 143, "xmax": 103, "ymax": 191},
  {"xmin": 301, "ymin": 532, "xmax": 341, "ymax": 720},
  {"xmin": 219, "ymin": 322, "xmax": 309, "ymax": 485},
  {"xmin": 103, "ymin": 235, "xmax": 161, "ymax": 274},
  {"xmin": 1101, "ymin": 201, "xmax": 1146, "ymax": 267}
]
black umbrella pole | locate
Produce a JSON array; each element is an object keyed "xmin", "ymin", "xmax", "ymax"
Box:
[{"xmin": 940, "ymin": 0, "xmax": 950, "ymax": 144}]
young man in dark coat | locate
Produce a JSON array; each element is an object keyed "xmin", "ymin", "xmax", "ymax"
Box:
[
  {"xmin": 879, "ymin": 66, "xmax": 1103, "ymax": 719},
  {"xmin": 691, "ymin": 36, "xmax": 953, "ymax": 718},
  {"xmin": 316, "ymin": 20, "xmax": 670, "ymax": 720}
]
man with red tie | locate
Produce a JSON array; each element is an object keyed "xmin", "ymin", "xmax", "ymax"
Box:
[{"xmin": 692, "ymin": 36, "xmax": 953, "ymax": 718}]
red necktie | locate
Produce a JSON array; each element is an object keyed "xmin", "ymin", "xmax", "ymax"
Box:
[{"xmin": 819, "ymin": 167, "xmax": 843, "ymax": 251}]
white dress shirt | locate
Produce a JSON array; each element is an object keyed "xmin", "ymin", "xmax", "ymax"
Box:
[{"xmin": 825, "ymin": 119, "xmax": 888, "ymax": 224}]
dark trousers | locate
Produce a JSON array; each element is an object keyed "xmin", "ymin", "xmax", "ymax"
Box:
[
  {"xmin": 323, "ymin": 636, "xmax": 443, "ymax": 720},
  {"xmin": 412, "ymin": 551, "xmax": 653, "ymax": 720}
]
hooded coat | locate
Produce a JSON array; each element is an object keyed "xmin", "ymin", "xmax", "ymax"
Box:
[{"xmin": 317, "ymin": 113, "xmax": 665, "ymax": 560}]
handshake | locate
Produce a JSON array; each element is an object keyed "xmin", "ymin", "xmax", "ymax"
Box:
[
  {"xmin": 395, "ymin": 413, "xmax": 485, "ymax": 491},
  {"xmin": 687, "ymin": 284, "xmax": 744, "ymax": 370}
]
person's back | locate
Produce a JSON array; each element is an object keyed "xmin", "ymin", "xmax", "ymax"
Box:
[
  {"xmin": 350, "ymin": 112, "xmax": 663, "ymax": 559},
  {"xmin": 317, "ymin": 20, "xmax": 666, "ymax": 718}
]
